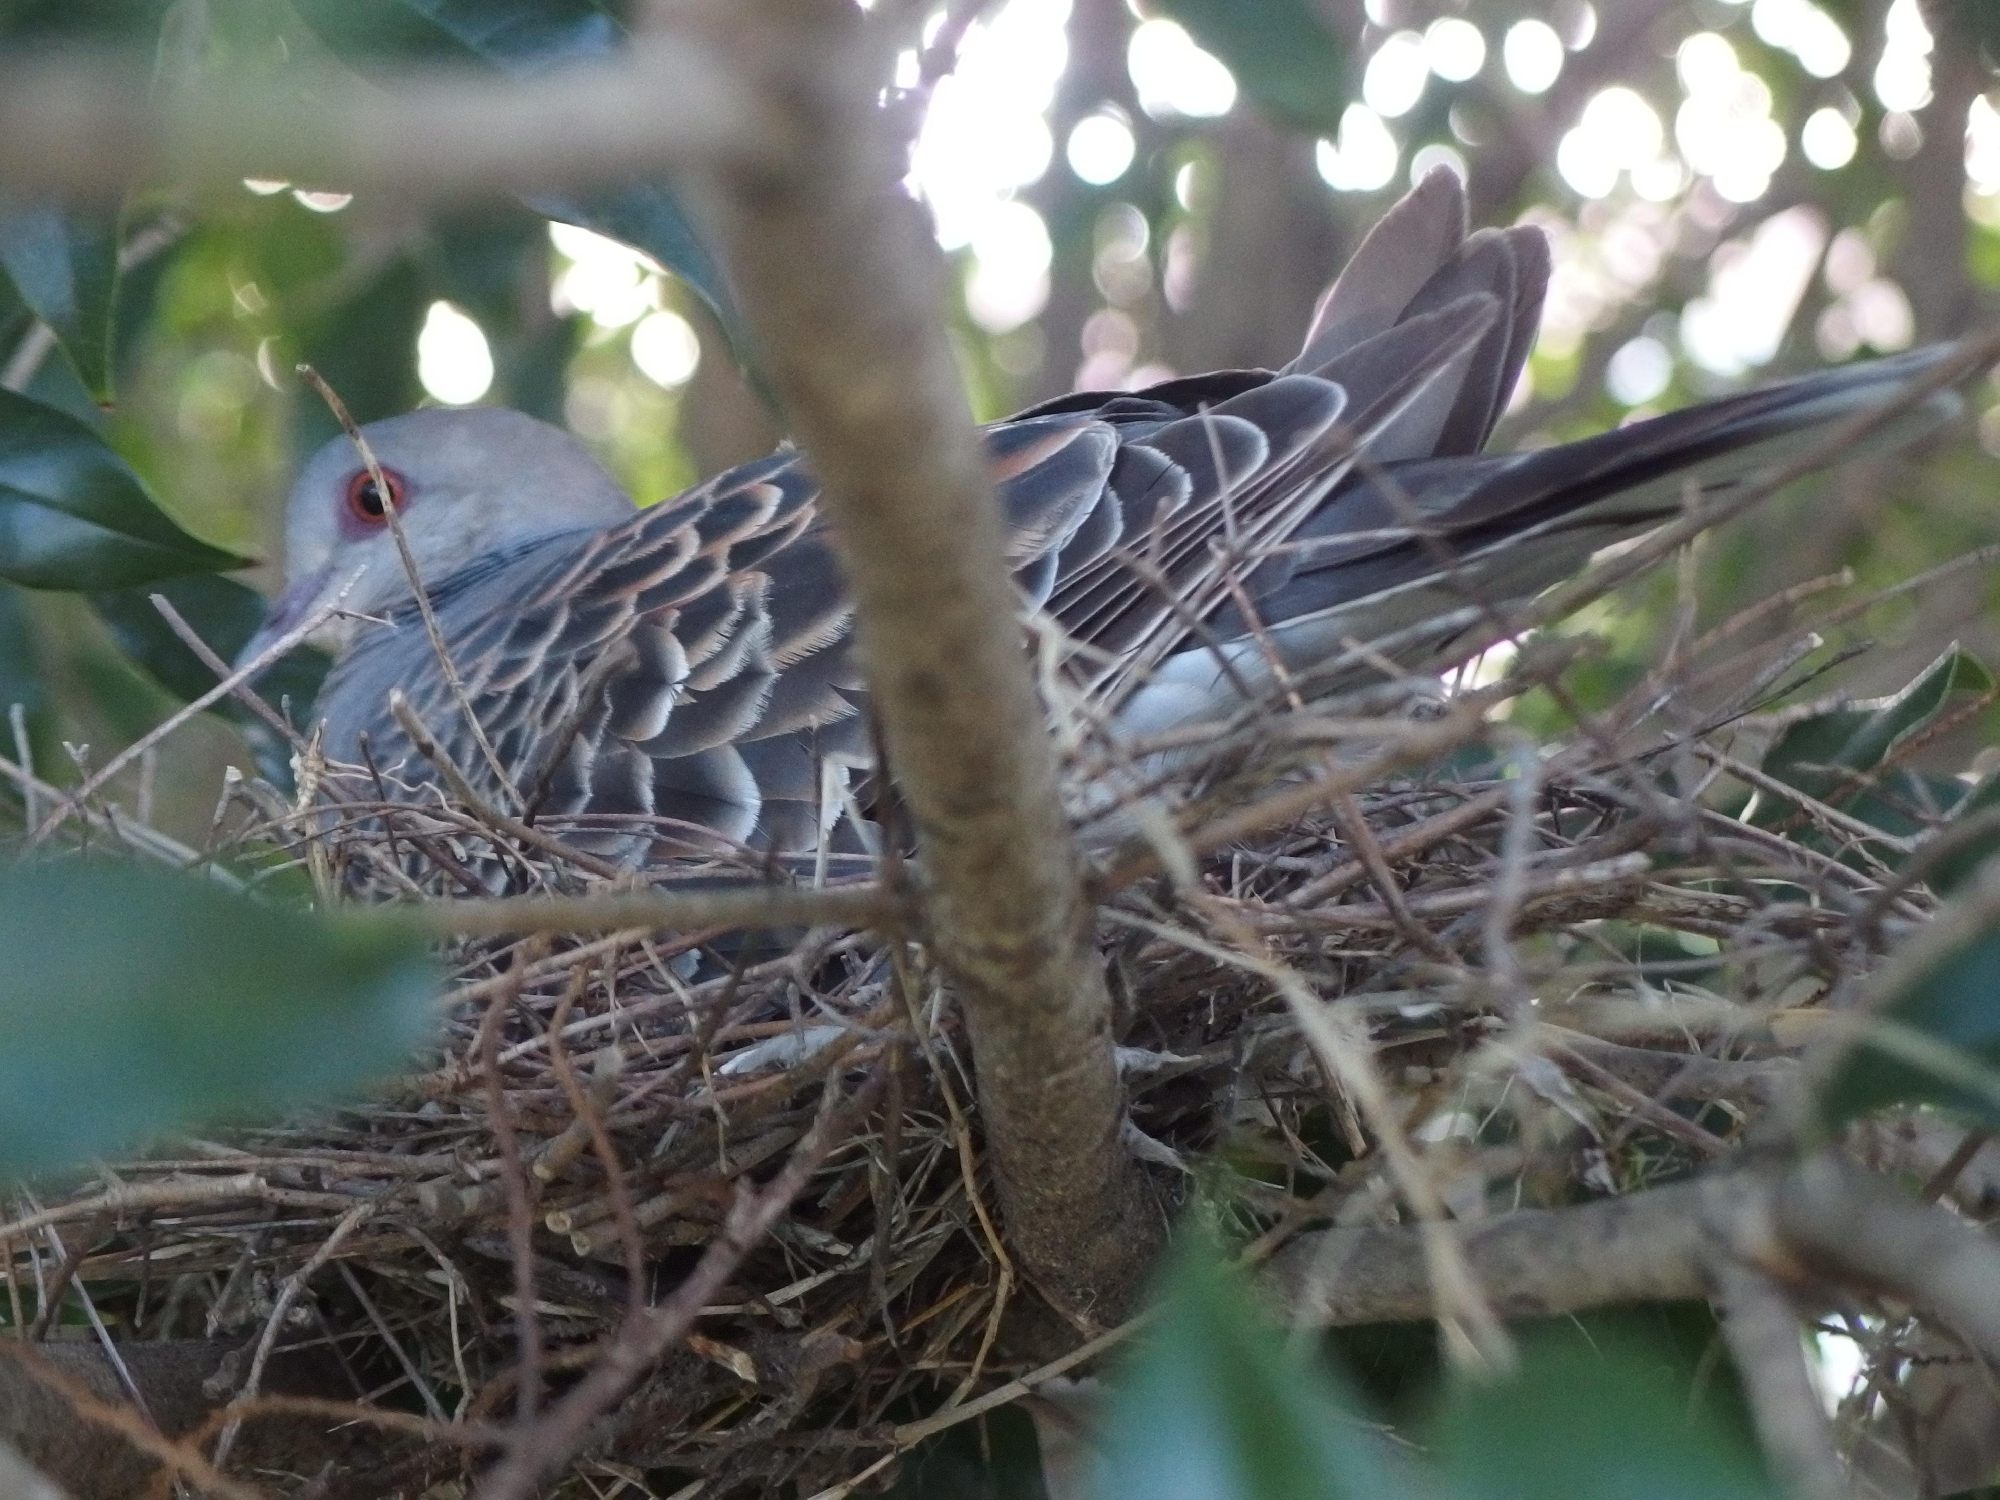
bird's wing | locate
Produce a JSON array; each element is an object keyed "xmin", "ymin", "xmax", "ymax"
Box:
[
  {"xmin": 328, "ymin": 173, "xmax": 1562, "ymax": 857},
  {"xmin": 1139, "ymin": 341, "xmax": 1967, "ymax": 726},
  {"xmin": 325, "ymin": 165, "xmax": 1961, "ymax": 862}
]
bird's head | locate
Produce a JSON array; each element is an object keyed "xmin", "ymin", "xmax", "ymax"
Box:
[{"xmin": 235, "ymin": 406, "xmax": 638, "ymax": 670}]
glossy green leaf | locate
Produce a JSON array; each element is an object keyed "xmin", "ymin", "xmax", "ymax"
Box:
[
  {"xmin": 1925, "ymin": 771, "xmax": 2000, "ymax": 895},
  {"xmin": 287, "ymin": 0, "xmax": 746, "ymax": 356},
  {"xmin": 0, "ymin": 386, "xmax": 246, "ymax": 588},
  {"xmin": 1822, "ymin": 869, "xmax": 2000, "ymax": 1127},
  {"xmin": 0, "ymin": 203, "xmax": 121, "ymax": 403},
  {"xmin": 1755, "ymin": 646, "xmax": 1994, "ymax": 836},
  {"xmin": 1434, "ymin": 1329, "xmax": 1774, "ymax": 1500},
  {"xmin": 0, "ymin": 859, "xmax": 437, "ymax": 1174},
  {"xmin": 1154, "ymin": 0, "xmax": 1350, "ymax": 132},
  {"xmin": 1100, "ymin": 1235, "xmax": 1420, "ymax": 1500},
  {"xmin": 1761, "ymin": 646, "xmax": 1991, "ymax": 803}
]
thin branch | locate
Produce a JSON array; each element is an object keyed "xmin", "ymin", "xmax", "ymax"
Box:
[
  {"xmin": 410, "ymin": 884, "xmax": 899, "ymax": 939},
  {"xmin": 148, "ymin": 592, "xmax": 308, "ymax": 753},
  {"xmin": 1272, "ymin": 1155, "xmax": 2000, "ymax": 1378},
  {"xmin": 299, "ymin": 366, "xmax": 523, "ymax": 810},
  {"xmin": 0, "ymin": 45, "xmax": 777, "ymax": 201},
  {"xmin": 27, "ymin": 577, "xmax": 358, "ymax": 845},
  {"xmin": 470, "ymin": 1072, "xmax": 883, "ymax": 1500}
]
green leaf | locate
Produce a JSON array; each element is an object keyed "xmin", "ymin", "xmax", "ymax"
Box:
[
  {"xmin": 0, "ymin": 385, "xmax": 247, "ymax": 588},
  {"xmin": 1434, "ymin": 1329, "xmax": 1775, "ymax": 1500},
  {"xmin": 1822, "ymin": 871, "xmax": 2000, "ymax": 1127},
  {"xmin": 0, "ymin": 859, "xmax": 437, "ymax": 1175},
  {"xmin": 1926, "ymin": 771, "xmax": 2000, "ymax": 895},
  {"xmin": 1154, "ymin": 0, "xmax": 1350, "ymax": 132},
  {"xmin": 1756, "ymin": 646, "xmax": 1994, "ymax": 833},
  {"xmin": 288, "ymin": 0, "xmax": 747, "ymax": 356},
  {"xmin": 1100, "ymin": 1235, "xmax": 1420, "ymax": 1500},
  {"xmin": 0, "ymin": 203, "xmax": 121, "ymax": 404}
]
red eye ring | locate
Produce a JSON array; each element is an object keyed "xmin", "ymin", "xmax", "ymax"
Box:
[{"xmin": 345, "ymin": 468, "xmax": 407, "ymax": 525}]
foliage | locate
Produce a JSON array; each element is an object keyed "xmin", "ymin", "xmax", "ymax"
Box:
[
  {"xmin": 0, "ymin": 204, "xmax": 120, "ymax": 402},
  {"xmin": 1098, "ymin": 1235, "xmax": 1773, "ymax": 1500},
  {"xmin": 1101, "ymin": 1234, "xmax": 1420, "ymax": 1500},
  {"xmin": 1155, "ymin": 0, "xmax": 1349, "ymax": 132},
  {"xmin": 287, "ymin": 0, "xmax": 745, "ymax": 358},
  {"xmin": 0, "ymin": 859, "xmax": 436, "ymax": 1174},
  {"xmin": 1822, "ymin": 867, "xmax": 2000, "ymax": 1127},
  {"xmin": 0, "ymin": 385, "xmax": 244, "ymax": 589}
]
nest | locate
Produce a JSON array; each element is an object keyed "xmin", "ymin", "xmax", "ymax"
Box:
[{"xmin": 3, "ymin": 568, "xmax": 1980, "ymax": 1499}]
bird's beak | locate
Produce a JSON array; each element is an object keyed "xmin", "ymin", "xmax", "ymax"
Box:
[{"xmin": 232, "ymin": 565, "xmax": 336, "ymax": 678}]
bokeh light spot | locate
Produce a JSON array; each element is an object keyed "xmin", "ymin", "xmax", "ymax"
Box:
[
  {"xmin": 1503, "ymin": 20, "xmax": 1564, "ymax": 94},
  {"xmin": 1363, "ymin": 31, "xmax": 1428, "ymax": 119},
  {"xmin": 630, "ymin": 310, "xmax": 701, "ymax": 389},
  {"xmin": 1067, "ymin": 112, "xmax": 1137, "ymax": 185},
  {"xmin": 1316, "ymin": 106, "xmax": 1400, "ymax": 192},
  {"xmin": 1606, "ymin": 335, "xmax": 1673, "ymax": 406},
  {"xmin": 1801, "ymin": 108, "xmax": 1858, "ymax": 170},
  {"xmin": 1424, "ymin": 18, "xmax": 1486, "ymax": 82},
  {"xmin": 1128, "ymin": 19, "xmax": 1237, "ymax": 119},
  {"xmin": 416, "ymin": 301, "xmax": 495, "ymax": 406}
]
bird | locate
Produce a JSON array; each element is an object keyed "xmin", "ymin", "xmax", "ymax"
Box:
[{"xmin": 238, "ymin": 168, "xmax": 1963, "ymax": 869}]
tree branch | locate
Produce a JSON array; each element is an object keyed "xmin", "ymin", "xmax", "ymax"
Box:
[
  {"xmin": 0, "ymin": 44, "xmax": 775, "ymax": 201},
  {"xmin": 678, "ymin": 0, "xmax": 1157, "ymax": 1321},
  {"xmin": 1273, "ymin": 1155, "xmax": 2000, "ymax": 1377},
  {"xmin": 410, "ymin": 882, "xmax": 898, "ymax": 939},
  {"xmin": 1709, "ymin": 1261, "xmax": 1847, "ymax": 1500}
]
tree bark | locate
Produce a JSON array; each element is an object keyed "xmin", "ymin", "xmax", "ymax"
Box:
[{"xmin": 680, "ymin": 0, "xmax": 1159, "ymax": 1324}]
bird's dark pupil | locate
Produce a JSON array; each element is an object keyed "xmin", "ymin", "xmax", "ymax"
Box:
[{"xmin": 358, "ymin": 482, "xmax": 384, "ymax": 516}]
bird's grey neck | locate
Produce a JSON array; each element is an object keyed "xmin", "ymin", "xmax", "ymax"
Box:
[{"xmin": 377, "ymin": 527, "xmax": 597, "ymax": 624}]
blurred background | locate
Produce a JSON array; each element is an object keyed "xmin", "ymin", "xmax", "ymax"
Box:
[{"xmin": 2, "ymin": 0, "xmax": 1996, "ymax": 837}]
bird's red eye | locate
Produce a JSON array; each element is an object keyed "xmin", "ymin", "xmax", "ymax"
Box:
[{"xmin": 345, "ymin": 468, "xmax": 406, "ymax": 525}]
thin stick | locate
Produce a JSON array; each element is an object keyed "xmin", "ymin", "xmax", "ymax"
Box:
[
  {"xmin": 210, "ymin": 1200, "xmax": 376, "ymax": 1469},
  {"xmin": 149, "ymin": 591, "xmax": 308, "ymax": 752},
  {"xmin": 470, "ymin": 1072, "xmax": 884, "ymax": 1500},
  {"xmin": 296, "ymin": 364, "xmax": 523, "ymax": 811},
  {"xmin": 27, "ymin": 577, "xmax": 357, "ymax": 845},
  {"xmin": 412, "ymin": 884, "xmax": 899, "ymax": 939}
]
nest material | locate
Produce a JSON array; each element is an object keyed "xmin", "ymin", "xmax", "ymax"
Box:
[{"xmin": 2, "ymin": 589, "xmax": 1980, "ymax": 1498}]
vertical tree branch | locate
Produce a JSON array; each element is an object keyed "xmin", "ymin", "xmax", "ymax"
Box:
[
  {"xmin": 1709, "ymin": 1262, "xmax": 1848, "ymax": 1500},
  {"xmin": 676, "ymin": 0, "xmax": 1157, "ymax": 1320}
]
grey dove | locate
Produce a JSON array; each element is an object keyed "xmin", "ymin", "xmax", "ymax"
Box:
[{"xmin": 240, "ymin": 169, "xmax": 1962, "ymax": 865}]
